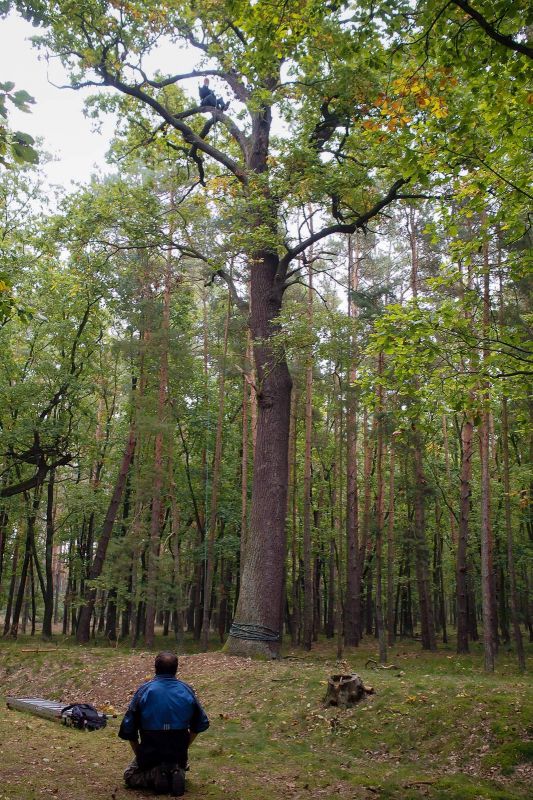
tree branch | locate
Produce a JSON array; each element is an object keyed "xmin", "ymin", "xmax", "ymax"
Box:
[
  {"xmin": 97, "ymin": 65, "xmax": 247, "ymax": 183},
  {"xmin": 451, "ymin": 0, "xmax": 533, "ymax": 59},
  {"xmin": 207, "ymin": 270, "xmax": 249, "ymax": 313},
  {"xmin": 173, "ymin": 105, "xmax": 249, "ymax": 158},
  {"xmin": 133, "ymin": 66, "xmax": 250, "ymax": 102},
  {"xmin": 278, "ymin": 178, "xmax": 408, "ymax": 275},
  {"xmin": 0, "ymin": 454, "xmax": 72, "ymax": 499}
]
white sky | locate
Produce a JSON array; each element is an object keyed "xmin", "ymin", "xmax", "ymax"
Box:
[{"xmin": 0, "ymin": 11, "xmax": 210, "ymax": 190}]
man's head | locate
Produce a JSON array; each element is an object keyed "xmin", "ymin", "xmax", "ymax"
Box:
[
  {"xmin": 203, "ymin": 78, "xmax": 210, "ymax": 86},
  {"xmin": 155, "ymin": 651, "xmax": 178, "ymax": 676}
]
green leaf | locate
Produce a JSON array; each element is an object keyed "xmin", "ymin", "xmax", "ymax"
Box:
[
  {"xmin": 11, "ymin": 142, "xmax": 39, "ymax": 164},
  {"xmin": 13, "ymin": 131, "xmax": 35, "ymax": 145}
]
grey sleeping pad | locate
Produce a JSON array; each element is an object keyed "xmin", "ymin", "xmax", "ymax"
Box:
[{"xmin": 6, "ymin": 697, "xmax": 109, "ymax": 730}]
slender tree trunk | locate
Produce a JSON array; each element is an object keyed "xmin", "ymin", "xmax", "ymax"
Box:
[
  {"xmin": 145, "ymin": 256, "xmax": 173, "ymax": 648},
  {"xmin": 302, "ymin": 253, "xmax": 314, "ymax": 651},
  {"xmin": 434, "ymin": 498, "xmax": 447, "ymax": 643},
  {"xmin": 201, "ymin": 290, "xmax": 231, "ymax": 650},
  {"xmin": 387, "ymin": 441, "xmax": 396, "ymax": 646},
  {"xmin": 334, "ymin": 386, "xmax": 344, "ymax": 659},
  {"xmin": 8, "ymin": 488, "xmax": 41, "ymax": 638},
  {"xmin": 0, "ymin": 507, "xmax": 8, "ymax": 596},
  {"xmin": 345, "ymin": 235, "xmax": 360, "ymax": 646},
  {"xmin": 77, "ymin": 425, "xmax": 136, "ymax": 644},
  {"xmin": 358, "ymin": 409, "xmax": 373, "ymax": 642},
  {"xmin": 499, "ymin": 282, "xmax": 525, "ymax": 669},
  {"xmin": 442, "ymin": 415, "xmax": 458, "ymax": 546},
  {"xmin": 375, "ymin": 352, "xmax": 387, "ymax": 663},
  {"xmin": 42, "ymin": 469, "xmax": 56, "ymax": 639},
  {"xmin": 408, "ymin": 207, "xmax": 436, "ymax": 651},
  {"xmin": 456, "ymin": 415, "xmax": 473, "ymax": 653},
  {"xmin": 289, "ymin": 387, "xmax": 300, "ymax": 645},
  {"xmin": 30, "ymin": 555, "xmax": 36, "ymax": 636},
  {"xmin": 480, "ymin": 229, "xmax": 496, "ymax": 672}
]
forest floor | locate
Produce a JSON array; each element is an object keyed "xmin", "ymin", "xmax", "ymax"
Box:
[{"xmin": 0, "ymin": 636, "xmax": 531, "ymax": 800}]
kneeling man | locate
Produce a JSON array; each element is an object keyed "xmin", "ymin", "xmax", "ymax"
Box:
[{"xmin": 119, "ymin": 651, "xmax": 209, "ymax": 796}]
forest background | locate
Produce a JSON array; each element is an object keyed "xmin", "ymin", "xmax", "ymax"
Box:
[{"xmin": 0, "ymin": 1, "xmax": 531, "ymax": 672}]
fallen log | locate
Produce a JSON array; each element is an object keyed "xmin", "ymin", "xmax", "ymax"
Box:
[{"xmin": 365, "ymin": 659, "xmax": 400, "ymax": 671}]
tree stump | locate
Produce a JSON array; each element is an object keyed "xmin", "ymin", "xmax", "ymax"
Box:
[{"xmin": 324, "ymin": 674, "xmax": 374, "ymax": 708}]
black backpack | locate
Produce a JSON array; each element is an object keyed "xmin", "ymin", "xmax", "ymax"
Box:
[{"xmin": 61, "ymin": 703, "xmax": 107, "ymax": 731}]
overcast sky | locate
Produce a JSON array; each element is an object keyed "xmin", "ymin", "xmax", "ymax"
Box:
[{"xmin": 0, "ymin": 11, "xmax": 210, "ymax": 190}]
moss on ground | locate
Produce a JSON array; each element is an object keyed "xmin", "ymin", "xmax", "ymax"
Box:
[{"xmin": 0, "ymin": 636, "xmax": 531, "ymax": 799}]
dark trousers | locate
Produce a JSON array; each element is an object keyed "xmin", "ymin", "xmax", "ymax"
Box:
[{"xmin": 124, "ymin": 758, "xmax": 185, "ymax": 790}]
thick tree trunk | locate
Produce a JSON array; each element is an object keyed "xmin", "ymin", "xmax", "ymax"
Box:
[
  {"xmin": 225, "ymin": 101, "xmax": 294, "ymax": 659},
  {"xmin": 226, "ymin": 247, "xmax": 292, "ymax": 657},
  {"xmin": 240, "ymin": 330, "xmax": 251, "ymax": 572}
]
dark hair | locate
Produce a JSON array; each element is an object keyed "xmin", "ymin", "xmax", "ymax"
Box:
[{"xmin": 155, "ymin": 651, "xmax": 178, "ymax": 676}]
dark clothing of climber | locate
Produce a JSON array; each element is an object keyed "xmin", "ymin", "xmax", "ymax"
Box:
[
  {"xmin": 199, "ymin": 83, "xmax": 228, "ymax": 110},
  {"xmin": 119, "ymin": 652, "xmax": 209, "ymax": 795}
]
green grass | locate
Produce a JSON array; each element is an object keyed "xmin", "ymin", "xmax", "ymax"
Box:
[{"xmin": 0, "ymin": 636, "xmax": 531, "ymax": 799}]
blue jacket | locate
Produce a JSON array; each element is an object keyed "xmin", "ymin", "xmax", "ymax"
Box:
[{"xmin": 119, "ymin": 674, "xmax": 210, "ymax": 739}]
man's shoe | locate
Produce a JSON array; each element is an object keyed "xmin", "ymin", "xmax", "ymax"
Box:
[
  {"xmin": 169, "ymin": 766, "xmax": 185, "ymax": 797},
  {"xmin": 152, "ymin": 764, "xmax": 170, "ymax": 794}
]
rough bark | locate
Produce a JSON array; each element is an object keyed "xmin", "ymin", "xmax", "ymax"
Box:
[{"xmin": 225, "ymin": 101, "xmax": 293, "ymax": 658}]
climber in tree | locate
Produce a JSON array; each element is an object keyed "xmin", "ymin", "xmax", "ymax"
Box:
[{"xmin": 198, "ymin": 78, "xmax": 229, "ymax": 111}]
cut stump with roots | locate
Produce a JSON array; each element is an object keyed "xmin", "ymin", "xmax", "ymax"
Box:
[{"xmin": 324, "ymin": 674, "xmax": 374, "ymax": 708}]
